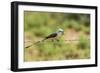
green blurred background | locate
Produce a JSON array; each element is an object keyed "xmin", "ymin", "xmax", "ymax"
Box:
[{"xmin": 24, "ymin": 11, "xmax": 90, "ymax": 62}]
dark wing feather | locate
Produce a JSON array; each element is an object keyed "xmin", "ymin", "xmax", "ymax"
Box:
[{"xmin": 46, "ymin": 33, "xmax": 57, "ymax": 39}]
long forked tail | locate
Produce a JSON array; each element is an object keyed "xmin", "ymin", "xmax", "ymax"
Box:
[{"xmin": 25, "ymin": 38, "xmax": 47, "ymax": 48}]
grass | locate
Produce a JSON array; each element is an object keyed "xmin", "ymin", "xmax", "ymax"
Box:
[{"xmin": 24, "ymin": 11, "xmax": 90, "ymax": 62}]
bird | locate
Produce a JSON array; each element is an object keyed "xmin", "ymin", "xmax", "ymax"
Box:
[
  {"xmin": 25, "ymin": 28, "xmax": 64, "ymax": 48},
  {"xmin": 41, "ymin": 28, "xmax": 64, "ymax": 42}
]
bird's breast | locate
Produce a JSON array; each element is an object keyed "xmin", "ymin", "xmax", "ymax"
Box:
[{"xmin": 57, "ymin": 32, "xmax": 63, "ymax": 37}]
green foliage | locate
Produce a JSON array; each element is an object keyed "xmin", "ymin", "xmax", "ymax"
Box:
[
  {"xmin": 78, "ymin": 35, "xmax": 90, "ymax": 49},
  {"xmin": 24, "ymin": 11, "xmax": 90, "ymax": 61}
]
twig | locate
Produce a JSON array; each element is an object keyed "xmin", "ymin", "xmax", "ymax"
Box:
[{"xmin": 25, "ymin": 39, "xmax": 90, "ymax": 48}]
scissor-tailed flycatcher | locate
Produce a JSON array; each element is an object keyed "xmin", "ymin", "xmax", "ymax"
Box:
[
  {"xmin": 42, "ymin": 28, "xmax": 64, "ymax": 41},
  {"xmin": 25, "ymin": 28, "xmax": 64, "ymax": 48}
]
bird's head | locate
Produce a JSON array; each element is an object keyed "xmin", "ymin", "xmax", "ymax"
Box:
[{"xmin": 57, "ymin": 28, "xmax": 64, "ymax": 35}]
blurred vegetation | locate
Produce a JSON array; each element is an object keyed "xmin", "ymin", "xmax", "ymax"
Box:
[{"xmin": 24, "ymin": 11, "xmax": 90, "ymax": 62}]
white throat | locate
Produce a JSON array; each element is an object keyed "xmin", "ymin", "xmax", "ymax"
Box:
[{"xmin": 57, "ymin": 32, "xmax": 63, "ymax": 37}]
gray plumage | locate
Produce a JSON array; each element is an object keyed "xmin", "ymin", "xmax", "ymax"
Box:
[{"xmin": 42, "ymin": 28, "xmax": 64, "ymax": 41}]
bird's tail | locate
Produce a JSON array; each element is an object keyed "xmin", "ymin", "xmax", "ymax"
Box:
[
  {"xmin": 25, "ymin": 38, "xmax": 47, "ymax": 48},
  {"xmin": 34, "ymin": 38, "xmax": 46, "ymax": 44},
  {"xmin": 41, "ymin": 38, "xmax": 46, "ymax": 42}
]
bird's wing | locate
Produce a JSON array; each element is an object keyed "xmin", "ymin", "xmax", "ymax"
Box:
[{"xmin": 46, "ymin": 32, "xmax": 57, "ymax": 39}]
